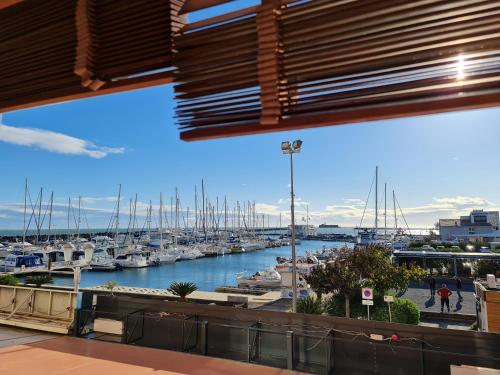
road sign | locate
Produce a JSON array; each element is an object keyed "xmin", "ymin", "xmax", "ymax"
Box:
[
  {"xmin": 362, "ymin": 288, "xmax": 373, "ymax": 300},
  {"xmin": 384, "ymin": 295, "xmax": 394, "ymax": 303},
  {"xmin": 362, "ymin": 299, "xmax": 374, "ymax": 306}
]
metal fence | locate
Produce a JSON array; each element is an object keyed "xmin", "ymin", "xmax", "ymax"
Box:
[{"xmin": 73, "ymin": 299, "xmax": 500, "ymax": 375}]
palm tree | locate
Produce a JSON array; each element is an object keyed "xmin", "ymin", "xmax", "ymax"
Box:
[{"xmin": 168, "ymin": 281, "xmax": 198, "ymax": 302}]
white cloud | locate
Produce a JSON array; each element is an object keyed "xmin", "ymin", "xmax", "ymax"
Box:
[
  {"xmin": 0, "ymin": 114, "xmax": 124, "ymax": 159},
  {"xmin": 342, "ymin": 198, "xmax": 366, "ymax": 206}
]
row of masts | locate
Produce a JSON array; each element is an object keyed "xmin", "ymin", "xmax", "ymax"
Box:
[
  {"xmin": 19, "ymin": 179, "xmax": 289, "ymax": 246},
  {"xmin": 369, "ymin": 166, "xmax": 410, "ymax": 235}
]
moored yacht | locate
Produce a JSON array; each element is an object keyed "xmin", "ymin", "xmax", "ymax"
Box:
[
  {"xmin": 237, "ymin": 267, "xmax": 281, "ymax": 288},
  {"xmin": 114, "ymin": 252, "xmax": 148, "ymax": 268}
]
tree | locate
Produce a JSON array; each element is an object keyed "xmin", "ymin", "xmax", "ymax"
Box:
[
  {"xmin": 168, "ymin": 281, "xmax": 198, "ymax": 302},
  {"xmin": 306, "ymin": 248, "xmax": 360, "ymax": 318},
  {"xmin": 306, "ymin": 246, "xmax": 427, "ymax": 318}
]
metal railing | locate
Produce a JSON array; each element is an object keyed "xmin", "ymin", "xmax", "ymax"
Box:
[{"xmin": 75, "ymin": 308, "xmax": 500, "ymax": 375}]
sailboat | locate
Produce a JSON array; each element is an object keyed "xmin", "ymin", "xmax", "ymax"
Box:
[{"xmin": 357, "ymin": 166, "xmax": 386, "ymax": 246}]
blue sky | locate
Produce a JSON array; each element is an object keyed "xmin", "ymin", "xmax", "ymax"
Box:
[
  {"xmin": 1, "ymin": 83, "xmax": 499, "ymax": 230},
  {"xmin": 0, "ymin": 1, "xmax": 499, "ymax": 230}
]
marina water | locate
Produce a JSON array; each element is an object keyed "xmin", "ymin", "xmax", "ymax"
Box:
[{"xmin": 51, "ymin": 240, "xmax": 347, "ymax": 291}]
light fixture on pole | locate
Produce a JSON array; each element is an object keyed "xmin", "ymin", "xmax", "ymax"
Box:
[
  {"xmin": 63, "ymin": 242, "xmax": 94, "ymax": 293},
  {"xmin": 281, "ymin": 139, "xmax": 302, "ymax": 313}
]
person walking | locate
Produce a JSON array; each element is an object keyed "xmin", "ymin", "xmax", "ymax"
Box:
[
  {"xmin": 455, "ymin": 277, "xmax": 463, "ymax": 300},
  {"xmin": 437, "ymin": 283, "xmax": 452, "ymax": 313},
  {"xmin": 428, "ymin": 276, "xmax": 436, "ymax": 296}
]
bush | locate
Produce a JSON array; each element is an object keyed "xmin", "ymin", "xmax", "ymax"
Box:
[
  {"xmin": 103, "ymin": 281, "xmax": 118, "ymax": 293},
  {"xmin": 384, "ymin": 298, "xmax": 420, "ymax": 325},
  {"xmin": 297, "ymin": 296, "xmax": 323, "ymax": 314},
  {"xmin": 474, "ymin": 261, "xmax": 500, "ymax": 278},
  {"xmin": 168, "ymin": 281, "xmax": 198, "ymax": 302},
  {"xmin": 325, "ymin": 294, "xmax": 420, "ymax": 325},
  {"xmin": 25, "ymin": 274, "xmax": 53, "ymax": 287},
  {"xmin": 324, "ymin": 292, "xmax": 365, "ymax": 319},
  {"xmin": 0, "ymin": 274, "xmax": 19, "ymax": 286}
]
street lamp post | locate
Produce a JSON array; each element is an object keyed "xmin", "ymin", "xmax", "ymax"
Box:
[{"xmin": 281, "ymin": 140, "xmax": 302, "ymax": 313}]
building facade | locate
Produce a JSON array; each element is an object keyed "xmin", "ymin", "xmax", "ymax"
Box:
[{"xmin": 439, "ymin": 210, "xmax": 499, "ymax": 242}]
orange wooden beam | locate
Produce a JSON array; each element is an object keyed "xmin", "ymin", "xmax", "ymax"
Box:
[
  {"xmin": 180, "ymin": 92, "xmax": 500, "ymax": 141},
  {"xmin": 0, "ymin": 0, "xmax": 23, "ymax": 10},
  {"xmin": 1, "ymin": 72, "xmax": 174, "ymax": 114},
  {"xmin": 179, "ymin": 0, "xmax": 234, "ymax": 14}
]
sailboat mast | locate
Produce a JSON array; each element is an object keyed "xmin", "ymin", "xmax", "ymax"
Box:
[
  {"xmin": 48, "ymin": 191, "xmax": 53, "ymax": 242},
  {"xmin": 224, "ymin": 196, "xmax": 227, "ymax": 233},
  {"xmin": 148, "ymin": 200, "xmax": 152, "ymax": 241},
  {"xmin": 159, "ymin": 193, "xmax": 163, "ymax": 250},
  {"xmin": 384, "ymin": 183, "xmax": 387, "ymax": 238},
  {"xmin": 306, "ymin": 205, "xmax": 309, "ymax": 235},
  {"xmin": 393, "ymin": 190, "xmax": 398, "ymax": 231},
  {"xmin": 375, "ymin": 166, "xmax": 378, "ymax": 232},
  {"xmin": 23, "ymin": 178, "xmax": 27, "ymax": 247},
  {"xmin": 174, "ymin": 187, "xmax": 179, "ymax": 247},
  {"xmin": 201, "ymin": 180, "xmax": 206, "ymax": 239},
  {"xmin": 115, "ymin": 184, "xmax": 121, "ymax": 244},
  {"xmin": 67, "ymin": 197, "xmax": 71, "ymax": 242},
  {"xmin": 37, "ymin": 187, "xmax": 43, "ymax": 243},
  {"xmin": 76, "ymin": 195, "xmax": 81, "ymax": 246},
  {"xmin": 194, "ymin": 185, "xmax": 198, "ymax": 235}
]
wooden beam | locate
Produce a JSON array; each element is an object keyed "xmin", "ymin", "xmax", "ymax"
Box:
[
  {"xmin": 0, "ymin": 0, "xmax": 23, "ymax": 10},
  {"xmin": 0, "ymin": 71, "xmax": 174, "ymax": 114},
  {"xmin": 179, "ymin": 0, "xmax": 234, "ymax": 14},
  {"xmin": 180, "ymin": 92, "xmax": 500, "ymax": 141},
  {"xmin": 257, "ymin": 0, "xmax": 284, "ymax": 125}
]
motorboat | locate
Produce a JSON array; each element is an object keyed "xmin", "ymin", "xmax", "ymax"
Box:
[
  {"xmin": 240, "ymin": 241, "xmax": 265, "ymax": 252},
  {"xmin": 1, "ymin": 251, "xmax": 45, "ymax": 272},
  {"xmin": 89, "ymin": 248, "xmax": 119, "ymax": 271},
  {"xmin": 143, "ymin": 247, "xmax": 178, "ymax": 264},
  {"xmin": 174, "ymin": 246, "xmax": 204, "ymax": 260},
  {"xmin": 275, "ymin": 252, "xmax": 320, "ymax": 274},
  {"xmin": 237, "ymin": 267, "xmax": 281, "ymax": 288},
  {"xmin": 313, "ymin": 246, "xmax": 338, "ymax": 261},
  {"xmin": 114, "ymin": 252, "xmax": 148, "ymax": 268}
]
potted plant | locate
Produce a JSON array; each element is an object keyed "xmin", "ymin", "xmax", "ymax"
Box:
[{"xmin": 168, "ymin": 281, "xmax": 197, "ymax": 302}]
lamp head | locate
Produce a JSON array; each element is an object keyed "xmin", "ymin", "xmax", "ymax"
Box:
[
  {"xmin": 281, "ymin": 141, "xmax": 292, "ymax": 154},
  {"xmin": 292, "ymin": 139, "xmax": 303, "ymax": 151}
]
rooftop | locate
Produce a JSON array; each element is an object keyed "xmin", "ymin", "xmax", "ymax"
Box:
[{"xmin": 0, "ymin": 328, "xmax": 301, "ymax": 375}]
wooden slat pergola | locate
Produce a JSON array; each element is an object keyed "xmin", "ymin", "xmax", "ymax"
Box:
[{"xmin": 1, "ymin": 0, "xmax": 500, "ymax": 141}]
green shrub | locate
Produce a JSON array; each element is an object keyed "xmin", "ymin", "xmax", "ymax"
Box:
[
  {"xmin": 325, "ymin": 294, "xmax": 420, "ymax": 325},
  {"xmin": 25, "ymin": 274, "xmax": 53, "ymax": 287},
  {"xmin": 168, "ymin": 281, "xmax": 198, "ymax": 302},
  {"xmin": 103, "ymin": 281, "xmax": 118, "ymax": 294},
  {"xmin": 324, "ymin": 292, "xmax": 365, "ymax": 319},
  {"xmin": 0, "ymin": 274, "xmax": 19, "ymax": 286},
  {"xmin": 473, "ymin": 261, "xmax": 500, "ymax": 278},
  {"xmin": 387, "ymin": 298, "xmax": 420, "ymax": 325},
  {"xmin": 297, "ymin": 296, "xmax": 323, "ymax": 314}
]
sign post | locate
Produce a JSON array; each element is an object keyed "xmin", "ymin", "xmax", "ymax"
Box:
[
  {"xmin": 362, "ymin": 288, "xmax": 374, "ymax": 320},
  {"xmin": 384, "ymin": 295, "xmax": 394, "ymax": 322}
]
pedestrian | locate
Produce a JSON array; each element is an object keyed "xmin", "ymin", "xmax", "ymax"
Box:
[
  {"xmin": 455, "ymin": 277, "xmax": 462, "ymax": 300},
  {"xmin": 428, "ymin": 276, "xmax": 436, "ymax": 296},
  {"xmin": 437, "ymin": 283, "xmax": 452, "ymax": 313}
]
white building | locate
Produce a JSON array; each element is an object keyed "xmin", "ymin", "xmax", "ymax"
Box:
[{"xmin": 439, "ymin": 210, "xmax": 499, "ymax": 242}]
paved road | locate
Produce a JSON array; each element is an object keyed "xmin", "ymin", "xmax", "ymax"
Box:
[{"xmin": 397, "ymin": 277, "xmax": 476, "ymax": 315}]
